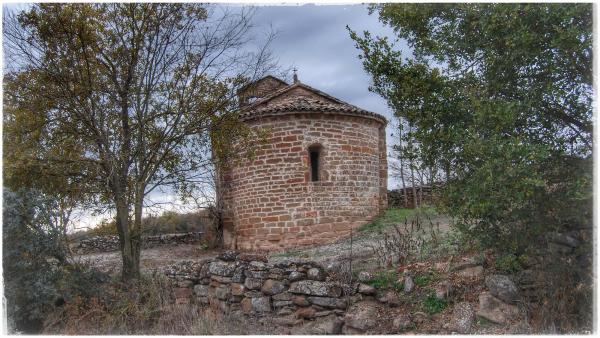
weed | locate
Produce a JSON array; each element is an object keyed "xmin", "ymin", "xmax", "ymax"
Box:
[
  {"xmin": 495, "ymin": 253, "xmax": 522, "ymax": 273},
  {"xmin": 358, "ymin": 208, "xmax": 417, "ymax": 232},
  {"xmin": 368, "ymin": 270, "xmax": 403, "ymax": 291},
  {"xmin": 367, "ymin": 215, "xmax": 442, "ymax": 268},
  {"xmin": 476, "ymin": 316, "xmax": 494, "ymax": 327},
  {"xmin": 422, "ymin": 291, "xmax": 447, "ymax": 315},
  {"xmin": 393, "ymin": 281, "xmax": 404, "ymax": 293},
  {"xmin": 413, "ymin": 271, "xmax": 439, "ymax": 287}
]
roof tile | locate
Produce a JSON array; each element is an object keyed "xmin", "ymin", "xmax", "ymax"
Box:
[{"xmin": 238, "ymin": 80, "xmax": 387, "ymax": 124}]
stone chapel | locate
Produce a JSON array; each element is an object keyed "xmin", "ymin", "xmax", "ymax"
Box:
[{"xmin": 218, "ymin": 74, "xmax": 388, "ymax": 250}]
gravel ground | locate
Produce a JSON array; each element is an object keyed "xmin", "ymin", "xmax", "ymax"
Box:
[
  {"xmin": 75, "ymin": 214, "xmax": 452, "ymax": 276},
  {"xmin": 268, "ymin": 214, "xmax": 452, "ymax": 272}
]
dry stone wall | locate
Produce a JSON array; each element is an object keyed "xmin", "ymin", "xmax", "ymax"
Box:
[
  {"xmin": 72, "ymin": 232, "xmax": 203, "ymax": 254},
  {"xmin": 163, "ymin": 251, "xmax": 349, "ymax": 318}
]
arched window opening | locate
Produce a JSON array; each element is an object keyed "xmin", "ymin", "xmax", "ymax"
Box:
[{"xmin": 308, "ymin": 144, "xmax": 322, "ymax": 182}]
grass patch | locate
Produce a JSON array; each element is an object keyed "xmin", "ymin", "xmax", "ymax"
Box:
[
  {"xmin": 413, "ymin": 270, "xmax": 439, "ymax": 287},
  {"xmin": 495, "ymin": 253, "xmax": 523, "ymax": 273},
  {"xmin": 368, "ymin": 270, "xmax": 403, "ymax": 292},
  {"xmin": 422, "ymin": 291, "xmax": 447, "ymax": 315},
  {"xmin": 476, "ymin": 316, "xmax": 495, "ymax": 327},
  {"xmin": 359, "ymin": 206, "xmax": 438, "ymax": 233},
  {"xmin": 270, "ymin": 251, "xmax": 298, "ymax": 258}
]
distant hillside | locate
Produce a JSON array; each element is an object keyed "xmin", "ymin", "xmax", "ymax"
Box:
[{"xmin": 70, "ymin": 209, "xmax": 216, "ymax": 241}]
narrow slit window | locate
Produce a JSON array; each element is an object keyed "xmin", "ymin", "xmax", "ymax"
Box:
[{"xmin": 309, "ymin": 145, "xmax": 321, "ymax": 182}]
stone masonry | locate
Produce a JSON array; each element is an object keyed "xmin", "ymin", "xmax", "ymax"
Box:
[
  {"xmin": 218, "ymin": 75, "xmax": 387, "ymax": 250},
  {"xmin": 164, "ymin": 251, "xmax": 348, "ymax": 318}
]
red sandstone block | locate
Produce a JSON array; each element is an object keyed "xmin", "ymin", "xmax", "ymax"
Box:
[
  {"xmin": 267, "ymin": 234, "xmax": 282, "ymax": 241},
  {"xmin": 305, "ymin": 210, "xmax": 317, "ymax": 218},
  {"xmin": 270, "ymin": 227, "xmax": 284, "ymax": 234},
  {"xmin": 333, "ymin": 223, "xmax": 352, "ymax": 231},
  {"xmin": 296, "ymin": 219, "xmax": 314, "ymax": 226},
  {"xmin": 275, "ymin": 142, "xmax": 292, "ymax": 148},
  {"xmin": 262, "ymin": 216, "xmax": 279, "ymax": 222},
  {"xmin": 319, "ymin": 232, "xmax": 336, "ymax": 239}
]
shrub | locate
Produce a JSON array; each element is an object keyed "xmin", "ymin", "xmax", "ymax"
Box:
[
  {"xmin": 413, "ymin": 270, "xmax": 439, "ymax": 287},
  {"xmin": 3, "ymin": 188, "xmax": 109, "ymax": 333},
  {"xmin": 495, "ymin": 254, "xmax": 522, "ymax": 273},
  {"xmin": 422, "ymin": 291, "xmax": 447, "ymax": 314},
  {"xmin": 43, "ymin": 273, "xmax": 264, "ymax": 335},
  {"xmin": 367, "ymin": 215, "xmax": 441, "ymax": 268},
  {"xmin": 368, "ymin": 270, "xmax": 403, "ymax": 291},
  {"xmin": 44, "ymin": 272, "xmax": 171, "ymax": 334}
]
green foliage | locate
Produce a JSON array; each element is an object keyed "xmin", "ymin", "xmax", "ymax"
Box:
[
  {"xmin": 476, "ymin": 316, "xmax": 495, "ymax": 327},
  {"xmin": 413, "ymin": 270, "xmax": 439, "ymax": 287},
  {"xmin": 2, "ymin": 188, "xmax": 109, "ymax": 333},
  {"xmin": 368, "ymin": 270, "xmax": 403, "ymax": 292},
  {"xmin": 437, "ymin": 228, "xmax": 479, "ymax": 256},
  {"xmin": 422, "ymin": 291, "xmax": 447, "ymax": 315},
  {"xmin": 359, "ymin": 207, "xmax": 436, "ymax": 232},
  {"xmin": 495, "ymin": 254, "xmax": 523, "ymax": 273},
  {"xmin": 350, "ymin": 3, "xmax": 593, "ymax": 250}
]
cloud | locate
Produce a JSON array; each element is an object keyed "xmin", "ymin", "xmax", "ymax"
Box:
[{"xmin": 252, "ymin": 4, "xmax": 406, "ymax": 188}]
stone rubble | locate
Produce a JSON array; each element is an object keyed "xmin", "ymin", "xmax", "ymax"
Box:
[
  {"xmin": 485, "ymin": 274, "xmax": 519, "ymax": 304},
  {"xmin": 476, "ymin": 291, "xmax": 520, "ymax": 324},
  {"xmin": 448, "ymin": 301, "xmax": 475, "ymax": 334}
]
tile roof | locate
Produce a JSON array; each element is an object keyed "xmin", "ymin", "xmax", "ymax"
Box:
[{"xmin": 239, "ymin": 80, "xmax": 387, "ymax": 124}]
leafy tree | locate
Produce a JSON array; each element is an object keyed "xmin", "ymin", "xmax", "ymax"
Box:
[
  {"xmin": 4, "ymin": 3, "xmax": 275, "ymax": 280},
  {"xmin": 2, "ymin": 188, "xmax": 108, "ymax": 333},
  {"xmin": 349, "ymin": 3, "xmax": 592, "ymax": 249}
]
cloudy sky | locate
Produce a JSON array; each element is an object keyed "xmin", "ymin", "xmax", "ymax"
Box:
[
  {"xmin": 249, "ymin": 4, "xmax": 405, "ymax": 183},
  {"xmin": 251, "ymin": 4, "xmax": 397, "ymax": 114}
]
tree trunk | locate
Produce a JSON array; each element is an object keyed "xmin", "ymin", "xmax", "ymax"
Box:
[
  {"xmin": 408, "ymin": 126, "xmax": 418, "ymax": 209},
  {"xmin": 397, "ymin": 120, "xmax": 408, "ymax": 208},
  {"xmin": 417, "ymin": 169, "xmax": 424, "ymax": 206},
  {"xmin": 129, "ymin": 185, "xmax": 145, "ymax": 280},
  {"xmin": 115, "ymin": 191, "xmax": 140, "ymax": 281},
  {"xmin": 410, "ymin": 164, "xmax": 418, "ymax": 209}
]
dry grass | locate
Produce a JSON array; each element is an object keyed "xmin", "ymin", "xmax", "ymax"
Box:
[{"xmin": 42, "ymin": 272, "xmax": 261, "ymax": 335}]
